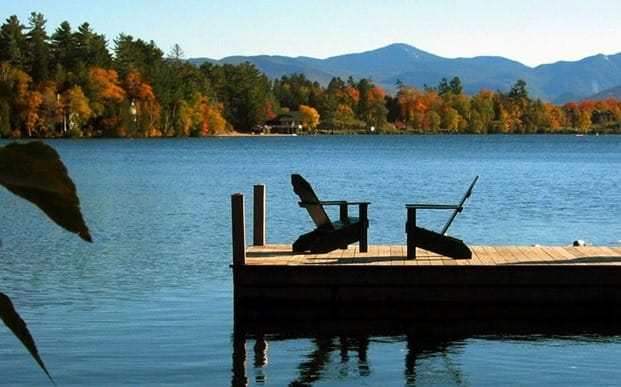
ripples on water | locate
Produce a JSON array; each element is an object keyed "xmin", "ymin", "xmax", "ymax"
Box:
[{"xmin": 1, "ymin": 135, "xmax": 620, "ymax": 385}]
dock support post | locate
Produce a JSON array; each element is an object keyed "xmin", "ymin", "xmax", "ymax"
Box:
[
  {"xmin": 406, "ymin": 207, "xmax": 416, "ymax": 259},
  {"xmin": 359, "ymin": 203, "xmax": 368, "ymax": 253},
  {"xmin": 253, "ymin": 184, "xmax": 265, "ymax": 246},
  {"xmin": 232, "ymin": 193, "xmax": 246, "ymax": 265}
]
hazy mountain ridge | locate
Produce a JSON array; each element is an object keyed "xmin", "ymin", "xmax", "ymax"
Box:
[{"xmin": 189, "ymin": 43, "xmax": 621, "ymax": 103}]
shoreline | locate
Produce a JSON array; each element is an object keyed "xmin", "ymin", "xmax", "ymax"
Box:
[{"xmin": 1, "ymin": 131, "xmax": 617, "ymax": 141}]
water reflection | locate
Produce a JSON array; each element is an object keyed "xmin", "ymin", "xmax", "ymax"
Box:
[
  {"xmin": 232, "ymin": 331, "xmax": 469, "ymax": 386},
  {"xmin": 405, "ymin": 336, "xmax": 464, "ymax": 385},
  {"xmin": 232, "ymin": 302, "xmax": 621, "ymax": 386}
]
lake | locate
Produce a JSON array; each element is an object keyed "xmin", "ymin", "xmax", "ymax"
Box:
[{"xmin": 1, "ymin": 135, "xmax": 620, "ymax": 385}]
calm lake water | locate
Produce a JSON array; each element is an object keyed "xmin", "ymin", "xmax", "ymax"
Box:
[{"xmin": 1, "ymin": 135, "xmax": 620, "ymax": 385}]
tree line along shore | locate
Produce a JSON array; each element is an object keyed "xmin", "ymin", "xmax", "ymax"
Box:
[{"xmin": 1, "ymin": 12, "xmax": 620, "ymax": 139}]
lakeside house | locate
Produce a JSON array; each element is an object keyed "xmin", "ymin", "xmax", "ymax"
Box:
[{"xmin": 263, "ymin": 111, "xmax": 304, "ymax": 135}]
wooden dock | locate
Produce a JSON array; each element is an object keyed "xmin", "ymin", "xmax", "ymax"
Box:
[
  {"xmin": 231, "ymin": 187, "xmax": 621, "ymax": 333},
  {"xmin": 233, "ymin": 243, "xmax": 621, "ymax": 334},
  {"xmin": 234, "ymin": 244, "xmax": 621, "ymax": 304}
]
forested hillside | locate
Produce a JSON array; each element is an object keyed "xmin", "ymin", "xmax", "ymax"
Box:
[
  {"xmin": 1, "ymin": 12, "xmax": 620, "ymax": 137},
  {"xmin": 195, "ymin": 43, "xmax": 621, "ymax": 104}
]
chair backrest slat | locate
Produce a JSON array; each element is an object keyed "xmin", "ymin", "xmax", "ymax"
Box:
[
  {"xmin": 440, "ymin": 176, "xmax": 479, "ymax": 235},
  {"xmin": 291, "ymin": 174, "xmax": 334, "ymax": 230}
]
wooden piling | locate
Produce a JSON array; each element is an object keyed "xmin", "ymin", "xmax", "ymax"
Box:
[
  {"xmin": 253, "ymin": 184, "xmax": 266, "ymax": 246},
  {"xmin": 231, "ymin": 193, "xmax": 246, "ymax": 265},
  {"xmin": 406, "ymin": 207, "xmax": 417, "ymax": 259}
]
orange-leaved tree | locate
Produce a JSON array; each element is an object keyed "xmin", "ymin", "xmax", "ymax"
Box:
[{"xmin": 87, "ymin": 67, "xmax": 125, "ymax": 136}]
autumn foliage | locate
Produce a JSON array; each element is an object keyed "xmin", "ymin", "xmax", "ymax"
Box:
[
  {"xmin": 1, "ymin": 12, "xmax": 620, "ymax": 137},
  {"xmin": 386, "ymin": 78, "xmax": 621, "ymax": 134},
  {"xmin": 0, "ymin": 12, "xmax": 232, "ymax": 138}
]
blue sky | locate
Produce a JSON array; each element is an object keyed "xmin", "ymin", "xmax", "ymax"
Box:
[{"xmin": 3, "ymin": 0, "xmax": 621, "ymax": 67}]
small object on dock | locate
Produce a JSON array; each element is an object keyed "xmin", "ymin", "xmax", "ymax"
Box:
[{"xmin": 573, "ymin": 240, "xmax": 586, "ymax": 246}]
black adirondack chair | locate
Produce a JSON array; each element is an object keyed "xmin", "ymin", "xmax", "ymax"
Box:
[
  {"xmin": 291, "ymin": 174, "xmax": 370, "ymax": 253},
  {"xmin": 405, "ymin": 176, "xmax": 478, "ymax": 259}
]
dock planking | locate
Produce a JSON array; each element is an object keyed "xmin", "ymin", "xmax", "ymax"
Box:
[{"xmin": 243, "ymin": 244, "xmax": 621, "ymax": 266}]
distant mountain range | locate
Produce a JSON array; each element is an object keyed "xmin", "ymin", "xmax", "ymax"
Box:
[{"xmin": 189, "ymin": 43, "xmax": 621, "ymax": 104}]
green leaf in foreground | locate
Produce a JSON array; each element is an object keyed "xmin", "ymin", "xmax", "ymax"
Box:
[
  {"xmin": 0, "ymin": 141, "xmax": 92, "ymax": 242},
  {"xmin": 0, "ymin": 292, "xmax": 55, "ymax": 385}
]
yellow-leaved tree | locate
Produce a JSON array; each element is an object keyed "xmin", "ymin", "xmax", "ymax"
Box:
[
  {"xmin": 63, "ymin": 85, "xmax": 93, "ymax": 134},
  {"xmin": 299, "ymin": 104, "xmax": 320, "ymax": 132}
]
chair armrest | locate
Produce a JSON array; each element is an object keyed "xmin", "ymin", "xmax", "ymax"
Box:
[
  {"xmin": 320, "ymin": 201, "xmax": 370, "ymax": 221},
  {"xmin": 317, "ymin": 200, "xmax": 348, "ymax": 206},
  {"xmin": 299, "ymin": 200, "xmax": 370, "ymax": 222},
  {"xmin": 406, "ymin": 204, "xmax": 460, "ymax": 210},
  {"xmin": 318, "ymin": 200, "xmax": 370, "ymax": 206}
]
